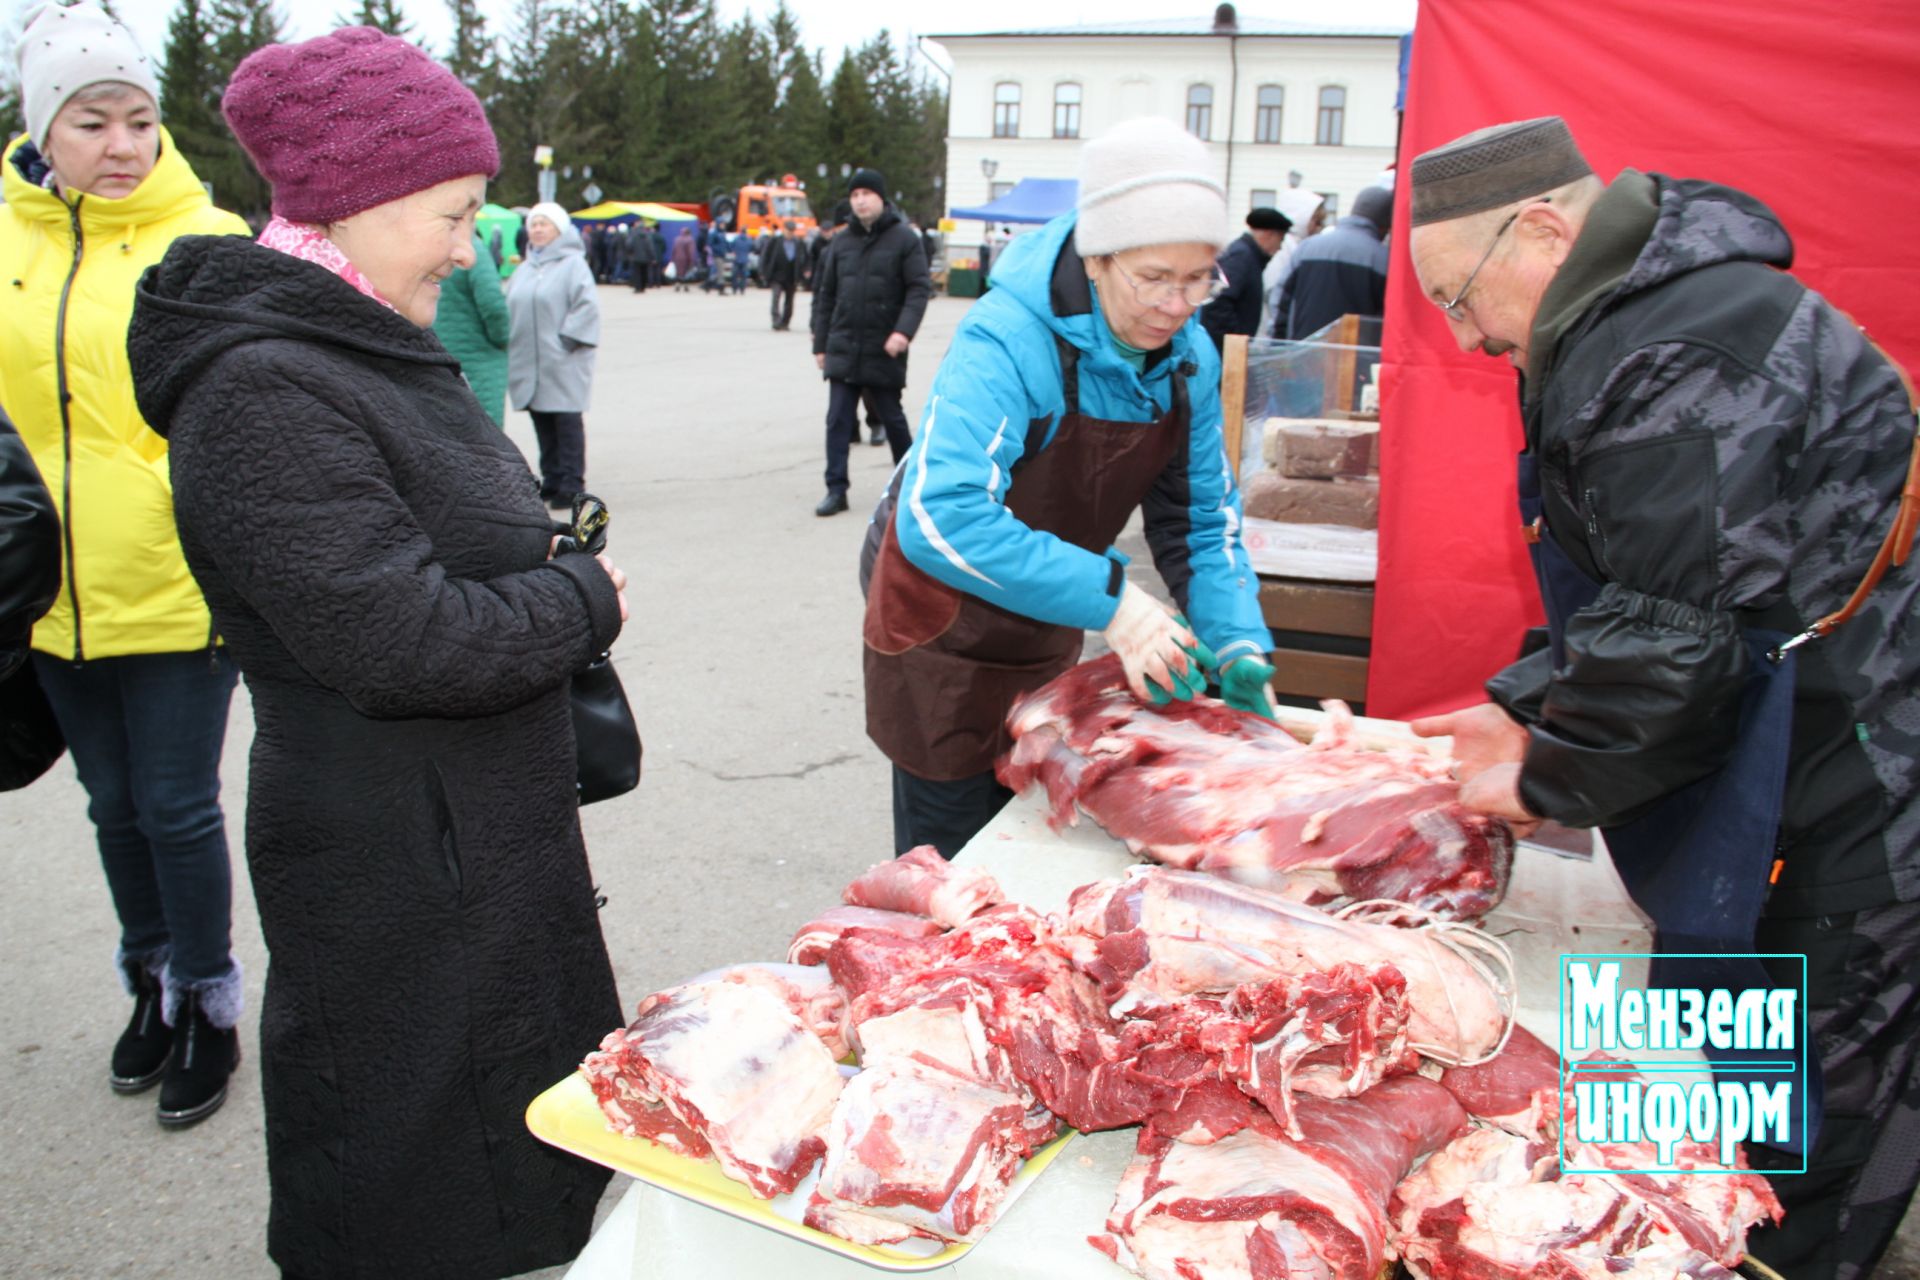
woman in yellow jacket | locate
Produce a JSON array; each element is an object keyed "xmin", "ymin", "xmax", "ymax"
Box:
[{"xmin": 0, "ymin": 3, "xmax": 249, "ymax": 1128}]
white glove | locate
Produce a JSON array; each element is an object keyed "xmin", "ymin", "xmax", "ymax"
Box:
[{"xmin": 1103, "ymin": 582, "xmax": 1200, "ymax": 703}]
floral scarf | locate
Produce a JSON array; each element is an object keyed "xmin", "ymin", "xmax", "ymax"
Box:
[{"xmin": 257, "ymin": 216, "xmax": 397, "ymax": 313}]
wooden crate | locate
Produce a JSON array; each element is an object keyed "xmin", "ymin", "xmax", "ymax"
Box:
[{"xmin": 1258, "ymin": 576, "xmax": 1374, "ymax": 706}]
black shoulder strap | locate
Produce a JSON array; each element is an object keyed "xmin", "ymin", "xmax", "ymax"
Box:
[{"xmin": 1055, "ymin": 335, "xmax": 1081, "ymax": 417}]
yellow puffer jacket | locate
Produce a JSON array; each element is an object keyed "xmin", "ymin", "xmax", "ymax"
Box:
[{"xmin": 0, "ymin": 128, "xmax": 249, "ymax": 661}]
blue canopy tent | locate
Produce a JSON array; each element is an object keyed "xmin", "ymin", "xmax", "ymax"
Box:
[{"xmin": 948, "ymin": 178, "xmax": 1079, "ymax": 224}]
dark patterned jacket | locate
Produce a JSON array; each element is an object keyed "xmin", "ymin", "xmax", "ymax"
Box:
[
  {"xmin": 127, "ymin": 235, "xmax": 623, "ymax": 1279},
  {"xmin": 1489, "ymin": 172, "xmax": 1918, "ymax": 916}
]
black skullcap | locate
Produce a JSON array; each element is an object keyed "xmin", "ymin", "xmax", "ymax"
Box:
[
  {"xmin": 1246, "ymin": 206, "xmax": 1292, "ymax": 233},
  {"xmin": 1409, "ymin": 117, "xmax": 1594, "ymax": 227},
  {"xmin": 847, "ymin": 167, "xmax": 887, "ymax": 198}
]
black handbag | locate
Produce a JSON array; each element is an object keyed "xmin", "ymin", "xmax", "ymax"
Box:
[
  {"xmin": 557, "ymin": 494, "xmax": 641, "ymax": 805},
  {"xmin": 571, "ymin": 651, "xmax": 641, "ymax": 804},
  {"xmin": 0, "ymin": 658, "xmax": 65, "ymax": 791}
]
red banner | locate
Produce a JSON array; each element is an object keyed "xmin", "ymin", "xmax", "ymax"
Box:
[{"xmin": 1370, "ymin": 0, "xmax": 1920, "ymax": 718}]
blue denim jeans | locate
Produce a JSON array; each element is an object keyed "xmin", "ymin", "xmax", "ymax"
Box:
[{"xmin": 33, "ymin": 649, "xmax": 239, "ymax": 983}]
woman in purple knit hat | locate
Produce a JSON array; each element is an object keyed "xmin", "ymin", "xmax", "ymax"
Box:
[{"xmin": 125, "ymin": 27, "xmax": 629, "ymax": 1280}]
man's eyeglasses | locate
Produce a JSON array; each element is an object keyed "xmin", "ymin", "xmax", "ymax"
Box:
[
  {"xmin": 1435, "ymin": 197, "xmax": 1550, "ymax": 321},
  {"xmin": 1109, "ymin": 255, "xmax": 1230, "ymax": 309}
]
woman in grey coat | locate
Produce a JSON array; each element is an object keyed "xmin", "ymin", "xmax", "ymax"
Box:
[{"xmin": 507, "ymin": 201, "xmax": 599, "ymax": 507}]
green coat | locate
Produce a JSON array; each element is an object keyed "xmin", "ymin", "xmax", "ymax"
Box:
[{"xmin": 433, "ymin": 233, "xmax": 512, "ymax": 426}]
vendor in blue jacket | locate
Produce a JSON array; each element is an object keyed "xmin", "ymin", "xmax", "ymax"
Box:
[{"xmin": 861, "ymin": 117, "xmax": 1277, "ymax": 858}]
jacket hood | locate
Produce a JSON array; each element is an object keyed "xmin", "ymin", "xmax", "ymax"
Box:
[
  {"xmin": 1275, "ymin": 188, "xmax": 1325, "ymax": 233},
  {"xmin": 130, "ymin": 234, "xmax": 457, "ymax": 436},
  {"xmin": 527, "ymin": 223, "xmax": 586, "ymax": 263},
  {"xmin": 4, "ymin": 128, "xmax": 217, "ymax": 235},
  {"xmin": 981, "ymin": 211, "xmax": 1206, "ymax": 384},
  {"xmin": 1527, "ymin": 172, "xmax": 1792, "ymax": 401},
  {"xmin": 1617, "ymin": 173, "xmax": 1793, "ymax": 296}
]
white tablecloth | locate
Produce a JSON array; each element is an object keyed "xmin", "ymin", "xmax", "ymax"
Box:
[{"xmin": 570, "ymin": 789, "xmax": 1654, "ymax": 1279}]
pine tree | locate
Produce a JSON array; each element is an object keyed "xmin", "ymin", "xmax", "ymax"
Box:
[
  {"xmin": 444, "ymin": 0, "xmax": 492, "ymax": 83},
  {"xmin": 193, "ymin": 0, "xmax": 286, "ymax": 217},
  {"xmin": 156, "ymin": 0, "xmax": 228, "ymax": 205},
  {"xmin": 340, "ymin": 0, "xmax": 415, "ymax": 39},
  {"xmin": 824, "ymin": 48, "xmax": 881, "ymax": 203},
  {"xmin": 774, "ymin": 49, "xmax": 830, "ymax": 200}
]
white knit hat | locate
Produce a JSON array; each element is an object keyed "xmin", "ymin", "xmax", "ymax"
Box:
[
  {"xmin": 17, "ymin": 2, "xmax": 161, "ymax": 151},
  {"xmin": 527, "ymin": 202, "xmax": 572, "ymax": 233},
  {"xmin": 1076, "ymin": 117, "xmax": 1229, "ymax": 256}
]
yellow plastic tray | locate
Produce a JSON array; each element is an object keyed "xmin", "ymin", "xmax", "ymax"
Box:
[{"xmin": 526, "ymin": 1071, "xmax": 1077, "ymax": 1272}]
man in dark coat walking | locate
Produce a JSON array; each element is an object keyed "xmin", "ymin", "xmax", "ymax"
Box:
[
  {"xmin": 764, "ymin": 220, "xmax": 802, "ymax": 330},
  {"xmin": 626, "ymin": 219, "xmax": 659, "ymax": 292},
  {"xmin": 1201, "ymin": 206, "xmax": 1292, "ymax": 351},
  {"xmin": 1275, "ymin": 185, "xmax": 1391, "ymax": 339},
  {"xmin": 810, "ymin": 169, "xmax": 931, "ymax": 516}
]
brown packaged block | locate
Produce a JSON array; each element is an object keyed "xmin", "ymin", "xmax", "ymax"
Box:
[
  {"xmin": 1262, "ymin": 419, "xmax": 1380, "ymax": 479},
  {"xmin": 1241, "ymin": 472, "xmax": 1380, "ymax": 529}
]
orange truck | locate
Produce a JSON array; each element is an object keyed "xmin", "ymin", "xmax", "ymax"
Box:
[{"xmin": 706, "ymin": 175, "xmax": 819, "ymax": 237}]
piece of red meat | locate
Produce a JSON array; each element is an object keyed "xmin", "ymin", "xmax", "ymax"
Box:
[
  {"xmin": 1092, "ymin": 1075, "xmax": 1470, "ymax": 1280},
  {"xmin": 1437, "ymin": 1022, "xmax": 1563, "ymax": 1138},
  {"xmin": 804, "ymin": 1056, "xmax": 1042, "ymax": 1246},
  {"xmin": 787, "ymin": 905, "xmax": 945, "ymax": 966},
  {"xmin": 841, "ymin": 844, "xmax": 1006, "ymax": 927},
  {"xmin": 1065, "ymin": 867, "xmax": 1507, "ymax": 1069},
  {"xmin": 999, "ymin": 654, "xmax": 1513, "ymax": 920},
  {"xmin": 580, "ymin": 967, "xmax": 844, "ymax": 1198}
]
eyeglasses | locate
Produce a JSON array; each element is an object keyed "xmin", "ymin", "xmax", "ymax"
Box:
[
  {"xmin": 1435, "ymin": 197, "xmax": 1549, "ymax": 321},
  {"xmin": 1108, "ymin": 255, "xmax": 1230, "ymax": 309}
]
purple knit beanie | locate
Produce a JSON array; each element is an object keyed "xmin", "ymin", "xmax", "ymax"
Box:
[{"xmin": 221, "ymin": 26, "xmax": 499, "ymax": 224}]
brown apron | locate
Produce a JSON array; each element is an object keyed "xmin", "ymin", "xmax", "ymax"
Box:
[{"xmin": 863, "ymin": 337, "xmax": 1190, "ymax": 780}]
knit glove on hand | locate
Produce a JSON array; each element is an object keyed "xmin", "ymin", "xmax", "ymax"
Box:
[
  {"xmin": 1104, "ymin": 583, "xmax": 1205, "ymax": 704},
  {"xmin": 1218, "ymin": 653, "xmax": 1279, "ymax": 720}
]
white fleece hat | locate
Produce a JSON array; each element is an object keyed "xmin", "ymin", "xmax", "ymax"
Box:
[
  {"xmin": 527, "ymin": 202, "xmax": 572, "ymax": 234},
  {"xmin": 17, "ymin": 2, "xmax": 161, "ymax": 151},
  {"xmin": 1076, "ymin": 116, "xmax": 1229, "ymax": 256}
]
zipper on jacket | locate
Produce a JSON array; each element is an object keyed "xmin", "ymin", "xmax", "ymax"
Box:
[
  {"xmin": 206, "ymin": 620, "xmax": 220, "ymax": 675},
  {"xmin": 54, "ymin": 197, "xmax": 86, "ymax": 664}
]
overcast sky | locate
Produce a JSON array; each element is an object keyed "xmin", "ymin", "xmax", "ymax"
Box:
[{"xmin": 87, "ymin": 1, "xmax": 1415, "ymax": 80}]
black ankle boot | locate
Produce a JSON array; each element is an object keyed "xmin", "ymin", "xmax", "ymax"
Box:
[
  {"xmin": 157, "ymin": 989, "xmax": 241, "ymax": 1129},
  {"xmin": 110, "ymin": 964, "xmax": 173, "ymax": 1094}
]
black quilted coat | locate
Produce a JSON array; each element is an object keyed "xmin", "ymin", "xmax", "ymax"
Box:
[
  {"xmin": 810, "ymin": 205, "xmax": 931, "ymax": 389},
  {"xmin": 127, "ymin": 235, "xmax": 624, "ymax": 1280}
]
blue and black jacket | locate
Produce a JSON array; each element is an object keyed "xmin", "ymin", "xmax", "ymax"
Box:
[{"xmin": 892, "ymin": 212, "xmax": 1273, "ymax": 666}]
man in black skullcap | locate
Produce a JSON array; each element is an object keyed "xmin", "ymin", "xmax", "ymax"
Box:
[
  {"xmin": 1406, "ymin": 115, "xmax": 1920, "ymax": 1280},
  {"xmin": 1273, "ymin": 184, "xmax": 1392, "ymax": 339},
  {"xmin": 1200, "ymin": 206, "xmax": 1292, "ymax": 350}
]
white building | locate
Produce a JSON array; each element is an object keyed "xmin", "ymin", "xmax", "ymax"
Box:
[{"xmin": 925, "ymin": 6, "xmax": 1406, "ymax": 263}]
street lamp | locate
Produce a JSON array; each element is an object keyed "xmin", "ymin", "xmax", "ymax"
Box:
[{"xmin": 978, "ymin": 159, "xmax": 1000, "ymax": 273}]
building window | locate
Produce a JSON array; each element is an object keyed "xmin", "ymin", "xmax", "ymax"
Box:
[
  {"xmin": 1316, "ymin": 86, "xmax": 1346, "ymax": 146},
  {"xmin": 1053, "ymin": 83, "xmax": 1082, "ymax": 139},
  {"xmin": 994, "ymin": 83, "xmax": 1020, "ymax": 138},
  {"xmin": 1318, "ymin": 192, "xmax": 1340, "ymax": 222},
  {"xmin": 1255, "ymin": 85, "xmax": 1284, "ymax": 143},
  {"xmin": 1250, "ymin": 188, "xmax": 1277, "ymax": 211},
  {"xmin": 1186, "ymin": 84, "xmax": 1213, "ymax": 140}
]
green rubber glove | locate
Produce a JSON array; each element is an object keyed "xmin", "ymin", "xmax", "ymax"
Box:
[
  {"xmin": 1144, "ymin": 617, "xmax": 1214, "ymax": 704},
  {"xmin": 1219, "ymin": 654, "xmax": 1280, "ymax": 720}
]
